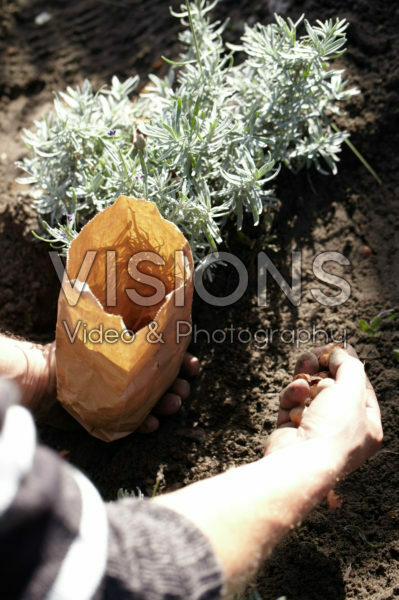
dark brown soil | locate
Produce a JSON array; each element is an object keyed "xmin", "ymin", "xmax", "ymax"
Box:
[{"xmin": 1, "ymin": 0, "xmax": 398, "ymax": 598}]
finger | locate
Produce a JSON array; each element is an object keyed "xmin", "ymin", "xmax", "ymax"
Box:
[
  {"xmin": 329, "ymin": 347, "xmax": 364, "ymax": 381},
  {"xmin": 279, "ymin": 378, "xmax": 310, "ymax": 410},
  {"xmin": 329, "ymin": 348, "xmax": 382, "ymax": 440},
  {"xmin": 363, "ymin": 365, "xmax": 378, "ymax": 402},
  {"xmin": 366, "ymin": 397, "xmax": 383, "ymax": 443},
  {"xmin": 138, "ymin": 414, "xmax": 160, "ymax": 434},
  {"xmin": 343, "ymin": 343, "xmax": 359, "ymax": 359},
  {"xmin": 153, "ymin": 392, "xmax": 182, "ymax": 415},
  {"xmin": 313, "ymin": 343, "xmax": 357, "ymax": 371},
  {"xmin": 363, "ymin": 377, "xmax": 383, "ymax": 441},
  {"xmin": 181, "ymin": 353, "xmax": 200, "ymax": 377},
  {"xmin": 277, "ymin": 379, "xmax": 310, "ymax": 427},
  {"xmin": 329, "ymin": 348, "xmax": 366, "ymax": 406},
  {"xmin": 294, "ymin": 351, "xmax": 319, "ymax": 375},
  {"xmin": 170, "ymin": 378, "xmax": 190, "ymax": 401}
]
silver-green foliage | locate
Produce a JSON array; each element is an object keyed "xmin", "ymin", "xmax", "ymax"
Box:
[
  {"xmin": 117, "ymin": 487, "xmax": 145, "ymax": 500},
  {"xmin": 229, "ymin": 14, "xmax": 357, "ymax": 174},
  {"xmin": 18, "ymin": 0, "xmax": 357, "ymax": 263}
]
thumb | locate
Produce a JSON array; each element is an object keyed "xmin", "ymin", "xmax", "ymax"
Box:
[{"xmin": 328, "ymin": 348, "xmax": 366, "ymax": 407}]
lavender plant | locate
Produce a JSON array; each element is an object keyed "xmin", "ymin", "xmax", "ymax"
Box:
[{"xmin": 17, "ymin": 0, "xmax": 357, "ymax": 264}]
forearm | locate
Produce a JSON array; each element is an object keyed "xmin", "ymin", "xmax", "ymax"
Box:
[{"xmin": 155, "ymin": 438, "xmax": 343, "ymax": 598}]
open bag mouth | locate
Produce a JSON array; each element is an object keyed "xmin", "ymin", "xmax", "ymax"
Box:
[{"xmin": 64, "ymin": 195, "xmax": 193, "ymax": 333}]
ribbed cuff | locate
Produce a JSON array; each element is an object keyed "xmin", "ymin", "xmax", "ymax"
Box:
[{"xmin": 104, "ymin": 498, "xmax": 225, "ymax": 600}]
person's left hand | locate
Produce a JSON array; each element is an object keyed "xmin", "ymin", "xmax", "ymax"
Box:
[
  {"xmin": 264, "ymin": 344, "xmax": 382, "ymax": 477},
  {"xmin": 0, "ymin": 335, "xmax": 199, "ymax": 434},
  {"xmin": 137, "ymin": 351, "xmax": 199, "ymax": 433}
]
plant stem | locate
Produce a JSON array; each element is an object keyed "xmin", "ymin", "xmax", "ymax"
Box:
[
  {"xmin": 152, "ymin": 477, "xmax": 161, "ymax": 497},
  {"xmin": 186, "ymin": 0, "xmax": 205, "ymax": 79},
  {"xmin": 331, "ymin": 122, "xmax": 382, "ymax": 184}
]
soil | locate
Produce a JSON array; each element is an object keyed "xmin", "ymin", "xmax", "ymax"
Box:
[{"xmin": 1, "ymin": 0, "xmax": 398, "ymax": 598}]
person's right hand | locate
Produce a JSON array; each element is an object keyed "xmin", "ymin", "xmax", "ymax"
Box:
[
  {"xmin": 0, "ymin": 334, "xmax": 200, "ymax": 433},
  {"xmin": 264, "ymin": 344, "xmax": 383, "ymax": 477}
]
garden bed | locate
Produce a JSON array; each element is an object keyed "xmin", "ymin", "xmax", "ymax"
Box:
[{"xmin": 0, "ymin": 0, "xmax": 398, "ymax": 598}]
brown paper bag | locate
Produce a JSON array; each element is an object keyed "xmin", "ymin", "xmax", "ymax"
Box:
[{"xmin": 55, "ymin": 196, "xmax": 193, "ymax": 441}]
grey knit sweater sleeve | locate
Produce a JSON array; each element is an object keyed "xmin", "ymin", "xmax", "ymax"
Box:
[
  {"xmin": 103, "ymin": 500, "xmax": 225, "ymax": 600},
  {"xmin": 0, "ymin": 377, "xmax": 224, "ymax": 600}
]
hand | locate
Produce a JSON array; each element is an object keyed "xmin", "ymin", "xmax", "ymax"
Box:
[
  {"xmin": 137, "ymin": 352, "xmax": 199, "ymax": 433},
  {"xmin": 0, "ymin": 335, "xmax": 199, "ymax": 434},
  {"xmin": 264, "ymin": 344, "xmax": 383, "ymax": 476}
]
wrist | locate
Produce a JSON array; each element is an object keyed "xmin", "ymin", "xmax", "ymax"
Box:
[
  {"xmin": 0, "ymin": 336, "xmax": 56, "ymax": 410},
  {"xmin": 261, "ymin": 436, "xmax": 343, "ymax": 506},
  {"xmin": 26, "ymin": 341, "xmax": 57, "ymax": 412}
]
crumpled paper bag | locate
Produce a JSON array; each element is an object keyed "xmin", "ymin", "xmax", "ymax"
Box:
[{"xmin": 55, "ymin": 196, "xmax": 193, "ymax": 441}]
